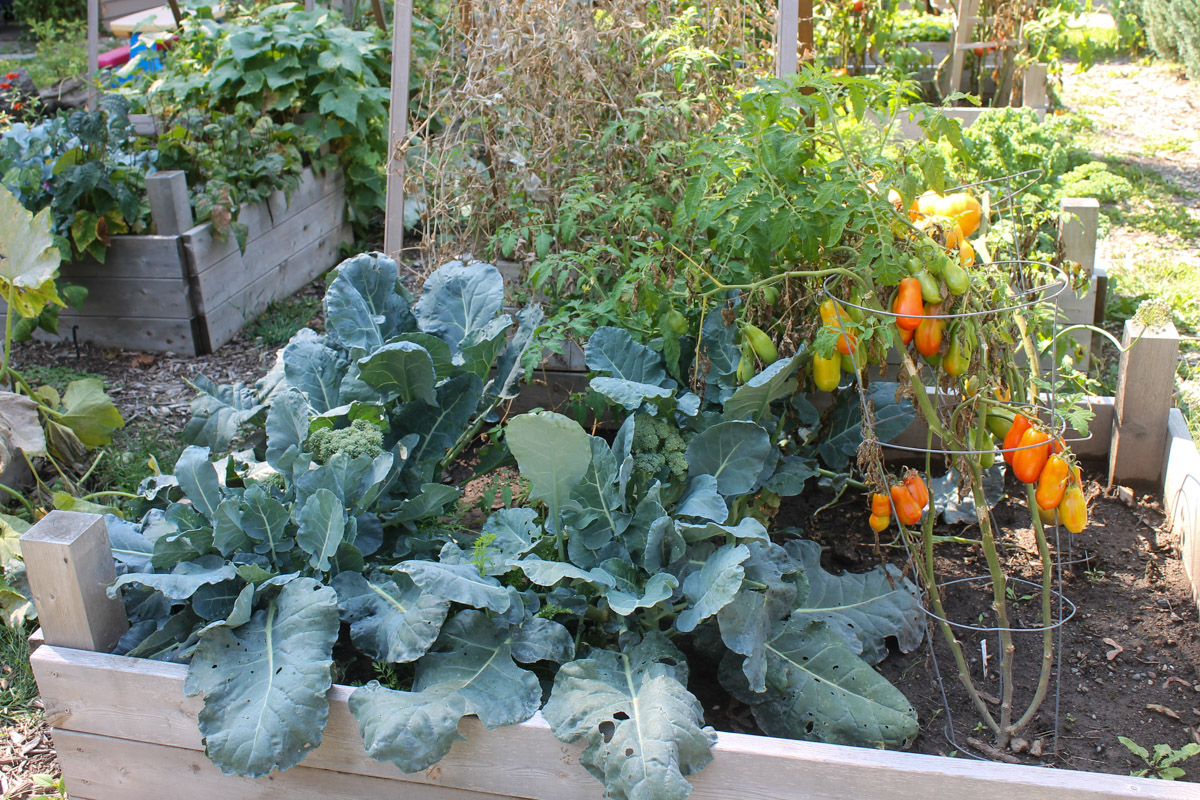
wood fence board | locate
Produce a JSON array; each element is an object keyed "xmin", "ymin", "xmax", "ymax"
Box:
[
  {"xmin": 59, "ymin": 236, "xmax": 188, "ymax": 281},
  {"xmin": 30, "ymin": 643, "xmax": 1190, "ymax": 800},
  {"xmin": 199, "ymin": 220, "xmax": 351, "ymax": 351},
  {"xmin": 266, "ymin": 168, "xmax": 346, "ymax": 227},
  {"xmin": 1165, "ymin": 408, "xmax": 1200, "ymax": 609},
  {"xmin": 50, "ymin": 276, "xmax": 193, "ymax": 320},
  {"xmin": 46, "ymin": 313, "xmax": 200, "ymax": 356},
  {"xmin": 187, "ymin": 190, "xmax": 347, "ymax": 316}
]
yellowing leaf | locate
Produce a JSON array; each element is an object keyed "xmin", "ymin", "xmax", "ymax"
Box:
[{"xmin": 0, "ymin": 186, "xmax": 64, "ymax": 319}]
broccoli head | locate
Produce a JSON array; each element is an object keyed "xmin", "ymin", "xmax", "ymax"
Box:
[
  {"xmin": 630, "ymin": 413, "xmax": 689, "ymax": 484},
  {"xmin": 304, "ymin": 419, "xmax": 385, "ymax": 464}
]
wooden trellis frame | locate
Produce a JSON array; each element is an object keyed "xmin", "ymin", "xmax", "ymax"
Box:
[{"xmin": 381, "ymin": 0, "xmax": 815, "ymax": 261}]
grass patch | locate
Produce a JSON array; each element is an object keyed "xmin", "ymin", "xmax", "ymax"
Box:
[
  {"xmin": 0, "ymin": 623, "xmax": 39, "ymax": 723},
  {"xmin": 19, "ymin": 364, "xmax": 105, "ymax": 392},
  {"xmin": 90, "ymin": 425, "xmax": 186, "ymax": 500},
  {"xmin": 1096, "ymin": 160, "xmax": 1200, "ymax": 241},
  {"xmin": 246, "ymin": 294, "xmax": 322, "ymax": 349}
]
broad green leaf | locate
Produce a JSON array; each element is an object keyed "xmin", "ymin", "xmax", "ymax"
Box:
[
  {"xmin": 109, "ymin": 555, "xmax": 238, "ymax": 601},
  {"xmin": 174, "ymin": 447, "xmax": 223, "ymax": 521},
  {"xmin": 355, "ymin": 342, "xmax": 437, "ymax": 405},
  {"xmin": 721, "ymin": 618, "xmax": 918, "ymax": 748},
  {"xmin": 513, "ymin": 556, "xmax": 605, "ymax": 587},
  {"xmin": 282, "ymin": 333, "xmax": 347, "ymax": 414},
  {"xmin": 394, "ymin": 560, "xmax": 513, "ymax": 613},
  {"xmin": 492, "ymin": 303, "xmax": 543, "ymax": 399},
  {"xmin": 675, "ymin": 543, "xmax": 750, "ymax": 632},
  {"xmin": 785, "ymin": 539, "xmax": 924, "ymax": 664},
  {"xmin": 332, "ymin": 570, "xmax": 450, "ymax": 663},
  {"xmin": 717, "ymin": 540, "xmax": 801, "ymax": 693},
  {"xmin": 265, "ymin": 389, "xmax": 310, "ymax": 474},
  {"xmin": 350, "ymin": 611, "xmax": 542, "ymax": 772},
  {"xmin": 765, "ymin": 456, "xmax": 820, "ymax": 496},
  {"xmin": 297, "ymin": 488, "xmax": 346, "ymax": 572},
  {"xmin": 603, "ymin": 570, "xmax": 678, "ymax": 617},
  {"xmin": 383, "ymin": 482, "xmax": 460, "ymax": 525},
  {"xmin": 585, "ymin": 327, "xmax": 669, "ymax": 387},
  {"xmin": 675, "ymin": 517, "xmax": 768, "ymax": 544},
  {"xmin": 185, "ymin": 577, "xmax": 340, "ymax": 777},
  {"xmin": 459, "ymin": 315, "xmax": 512, "ymax": 380},
  {"xmin": 0, "ymin": 185, "xmax": 62, "ymax": 318},
  {"xmin": 324, "ymin": 253, "xmax": 415, "ymax": 352},
  {"xmin": 393, "ymin": 374, "xmax": 482, "ymax": 480},
  {"xmin": 57, "ymin": 379, "xmax": 124, "ymax": 447},
  {"xmin": 506, "ymin": 412, "xmax": 590, "ymax": 535},
  {"xmin": 414, "ymin": 261, "xmax": 504, "ymax": 353},
  {"xmin": 722, "ymin": 354, "xmax": 802, "ymax": 423},
  {"xmin": 0, "ymin": 391, "xmax": 46, "ymax": 466},
  {"xmin": 684, "ymin": 421, "xmax": 771, "ymax": 496},
  {"xmin": 818, "ymin": 382, "xmax": 915, "ymax": 469},
  {"xmin": 241, "ymin": 485, "xmax": 293, "ymax": 561},
  {"xmin": 212, "ymin": 498, "xmax": 252, "ymax": 556},
  {"xmin": 181, "ymin": 375, "xmax": 263, "ymax": 451},
  {"xmin": 543, "ymin": 633, "xmax": 715, "ymax": 800},
  {"xmin": 569, "ymin": 435, "xmax": 628, "ymax": 534},
  {"xmin": 509, "ymin": 616, "xmax": 575, "ymax": 664},
  {"xmin": 674, "ymin": 475, "xmax": 728, "ymax": 522},
  {"xmin": 589, "ymin": 376, "xmax": 673, "ymax": 411}
]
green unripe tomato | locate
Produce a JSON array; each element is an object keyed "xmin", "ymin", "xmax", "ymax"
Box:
[
  {"xmin": 943, "ymin": 261, "xmax": 970, "ymax": 295},
  {"xmin": 665, "ymin": 310, "xmax": 688, "ymax": 334},
  {"xmin": 761, "ymin": 285, "xmax": 781, "ymax": 305},
  {"xmin": 742, "ymin": 324, "xmax": 778, "ymax": 364},
  {"xmin": 915, "ymin": 270, "xmax": 943, "ymax": 304}
]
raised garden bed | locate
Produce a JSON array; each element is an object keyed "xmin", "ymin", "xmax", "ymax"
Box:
[{"xmin": 47, "ymin": 166, "xmax": 351, "ymax": 356}]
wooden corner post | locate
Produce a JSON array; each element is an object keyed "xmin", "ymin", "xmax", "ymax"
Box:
[
  {"xmin": 20, "ymin": 511, "xmax": 128, "ymax": 653},
  {"xmin": 1056, "ymin": 196, "xmax": 1100, "ymax": 371},
  {"xmin": 146, "ymin": 171, "xmax": 195, "ymax": 236},
  {"xmin": 775, "ymin": 0, "xmax": 813, "ymax": 79},
  {"xmin": 1108, "ymin": 320, "xmax": 1180, "ymax": 489},
  {"xmin": 383, "ymin": 0, "xmax": 414, "ymax": 263}
]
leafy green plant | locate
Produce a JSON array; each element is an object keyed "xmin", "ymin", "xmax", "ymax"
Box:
[
  {"xmin": 1139, "ymin": 0, "xmax": 1200, "ymax": 79},
  {"xmin": 24, "ymin": 18, "xmax": 89, "ymax": 88},
  {"xmin": 11, "ymin": 0, "xmax": 83, "ymax": 24},
  {"xmin": 144, "ymin": 3, "xmax": 390, "ymax": 237},
  {"xmin": 1119, "ymin": 736, "xmax": 1200, "ymax": 780}
]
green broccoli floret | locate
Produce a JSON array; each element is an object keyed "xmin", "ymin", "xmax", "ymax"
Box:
[
  {"xmin": 634, "ymin": 451, "xmax": 667, "ymax": 477},
  {"xmin": 256, "ymin": 471, "xmax": 288, "ymax": 491},
  {"xmin": 631, "ymin": 413, "xmax": 663, "ymax": 452},
  {"xmin": 630, "ymin": 413, "xmax": 689, "ymax": 485},
  {"xmin": 304, "ymin": 419, "xmax": 385, "ymax": 464},
  {"xmin": 665, "ymin": 451, "xmax": 688, "ymax": 480}
]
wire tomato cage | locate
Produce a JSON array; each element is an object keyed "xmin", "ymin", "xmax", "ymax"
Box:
[{"xmin": 820, "ymin": 257, "xmax": 1089, "ymax": 761}]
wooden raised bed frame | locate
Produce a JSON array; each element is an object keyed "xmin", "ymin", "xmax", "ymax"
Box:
[
  {"xmin": 21, "ymin": 380, "xmax": 1200, "ymax": 800},
  {"xmin": 50, "ymin": 166, "xmax": 351, "ymax": 356}
]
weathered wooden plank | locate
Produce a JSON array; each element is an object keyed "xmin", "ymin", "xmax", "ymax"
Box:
[
  {"xmin": 19, "ymin": 513, "xmax": 128, "ymax": 652},
  {"xmin": 47, "ymin": 313, "xmax": 200, "ymax": 356},
  {"xmin": 1164, "ymin": 408, "xmax": 1200, "ymax": 610},
  {"xmin": 383, "ymin": 0, "xmax": 414, "ymax": 260},
  {"xmin": 146, "ymin": 171, "xmax": 194, "ymax": 236},
  {"xmin": 99, "ymin": 0, "xmax": 166, "ymax": 24},
  {"xmin": 46, "ymin": 276, "xmax": 194, "ymax": 320},
  {"xmin": 87, "ymin": 0, "xmax": 100, "ymax": 109},
  {"xmin": 1023, "ymin": 62, "xmax": 1048, "ymax": 109},
  {"xmin": 30, "ymin": 642, "xmax": 1190, "ymax": 800},
  {"xmin": 1109, "ymin": 320, "xmax": 1179, "ymax": 488},
  {"xmin": 266, "ymin": 167, "xmax": 345, "ymax": 228},
  {"xmin": 188, "ymin": 189, "xmax": 347, "ymax": 316},
  {"xmin": 775, "ymin": 0, "xmax": 799, "ymax": 78},
  {"xmin": 59, "ymin": 236, "xmax": 188, "ymax": 281},
  {"xmin": 50, "ymin": 732, "xmax": 505, "ymax": 800},
  {"xmin": 200, "ymin": 221, "xmax": 352, "ymax": 351}
]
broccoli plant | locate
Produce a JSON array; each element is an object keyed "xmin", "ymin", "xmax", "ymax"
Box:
[
  {"xmin": 629, "ymin": 412, "xmax": 690, "ymax": 497},
  {"xmin": 304, "ymin": 419, "xmax": 385, "ymax": 464}
]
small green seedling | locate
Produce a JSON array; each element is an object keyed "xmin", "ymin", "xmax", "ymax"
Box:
[{"xmin": 1118, "ymin": 736, "xmax": 1200, "ymax": 780}]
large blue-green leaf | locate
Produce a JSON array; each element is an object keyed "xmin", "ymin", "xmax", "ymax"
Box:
[
  {"xmin": 175, "ymin": 446, "xmax": 222, "ymax": 521},
  {"xmin": 109, "ymin": 555, "xmax": 238, "ymax": 601},
  {"xmin": 765, "ymin": 456, "xmax": 820, "ymax": 497},
  {"xmin": 491, "ymin": 303, "xmax": 543, "ymax": 400},
  {"xmin": 701, "ymin": 307, "xmax": 738, "ymax": 381},
  {"xmin": 675, "ymin": 517, "xmax": 768, "ymax": 544},
  {"xmin": 674, "ymin": 475, "xmax": 728, "ymax": 522},
  {"xmin": 212, "ymin": 498, "xmax": 251, "ymax": 556},
  {"xmin": 684, "ymin": 421, "xmax": 772, "ymax": 496},
  {"xmin": 332, "ymin": 570, "xmax": 450, "ymax": 663},
  {"xmin": 509, "ymin": 616, "xmax": 575, "ymax": 664},
  {"xmin": 324, "ymin": 253, "xmax": 416, "ymax": 352},
  {"xmin": 393, "ymin": 561, "xmax": 513, "ymax": 613},
  {"xmin": 393, "ymin": 373, "xmax": 482, "ymax": 479},
  {"xmin": 414, "ymin": 261, "xmax": 504, "ymax": 353},
  {"xmin": 355, "ymin": 342, "xmax": 437, "ymax": 405},
  {"xmin": 387, "ymin": 332, "xmax": 454, "ymax": 379},
  {"xmin": 818, "ymin": 382, "xmax": 915, "ymax": 468},
  {"xmin": 585, "ymin": 327, "xmax": 669, "ymax": 387},
  {"xmin": 182, "ymin": 375, "xmax": 263, "ymax": 451},
  {"xmin": 241, "ymin": 486, "xmax": 293, "ymax": 562},
  {"xmin": 675, "ymin": 543, "xmax": 749, "ymax": 632},
  {"xmin": 282, "ymin": 332, "xmax": 347, "ymax": 415},
  {"xmin": 265, "ymin": 389, "xmax": 311, "ymax": 475},
  {"xmin": 784, "ymin": 539, "xmax": 924, "ymax": 664},
  {"xmin": 440, "ymin": 508, "xmax": 539, "ymax": 576},
  {"xmin": 506, "ymin": 412, "xmax": 590, "ymax": 535},
  {"xmin": 543, "ymin": 633, "xmax": 715, "ymax": 800},
  {"xmin": 717, "ymin": 541, "xmax": 801, "ymax": 693},
  {"xmin": 723, "ymin": 354, "xmax": 803, "ymax": 423},
  {"xmin": 459, "ymin": 315, "xmax": 512, "ymax": 380},
  {"xmin": 384, "ymin": 483, "xmax": 461, "ymax": 525},
  {"xmin": 185, "ymin": 577, "xmax": 340, "ymax": 777},
  {"xmin": 513, "ymin": 556, "xmax": 605, "ymax": 587},
  {"xmin": 589, "ymin": 377, "xmax": 673, "ymax": 411},
  {"xmin": 601, "ymin": 567, "xmax": 678, "ymax": 617},
  {"xmin": 720, "ymin": 617, "xmax": 918, "ymax": 749},
  {"xmin": 569, "ymin": 435, "xmax": 628, "ymax": 533},
  {"xmin": 106, "ymin": 517, "xmax": 155, "ymax": 572},
  {"xmin": 349, "ymin": 610, "xmax": 542, "ymax": 772},
  {"xmin": 296, "ymin": 488, "xmax": 345, "ymax": 572}
]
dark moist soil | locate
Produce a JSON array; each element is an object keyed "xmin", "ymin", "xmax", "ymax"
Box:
[{"xmin": 707, "ymin": 466, "xmax": 1200, "ymax": 780}]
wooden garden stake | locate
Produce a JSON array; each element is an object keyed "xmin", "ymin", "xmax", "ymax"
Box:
[
  {"xmin": 87, "ymin": 0, "xmax": 100, "ymax": 110},
  {"xmin": 1055, "ymin": 197, "xmax": 1099, "ymax": 371},
  {"xmin": 775, "ymin": 0, "xmax": 814, "ymax": 78},
  {"xmin": 1109, "ymin": 319, "xmax": 1180, "ymax": 488},
  {"xmin": 166, "ymin": 0, "xmax": 182, "ymax": 25},
  {"xmin": 383, "ymin": 0, "xmax": 414, "ymax": 262},
  {"xmin": 371, "ymin": 0, "xmax": 387, "ymax": 30},
  {"xmin": 20, "ymin": 512, "xmax": 128, "ymax": 653}
]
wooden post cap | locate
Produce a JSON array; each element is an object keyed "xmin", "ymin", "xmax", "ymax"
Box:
[{"xmin": 20, "ymin": 511, "xmax": 129, "ymax": 653}]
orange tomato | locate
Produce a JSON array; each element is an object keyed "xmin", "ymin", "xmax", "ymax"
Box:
[
  {"xmin": 933, "ymin": 193, "xmax": 982, "ymax": 238},
  {"xmin": 869, "ymin": 513, "xmax": 890, "ymax": 532},
  {"xmin": 1060, "ymin": 484, "xmax": 1087, "ymax": 533},
  {"xmin": 897, "ymin": 324, "xmax": 915, "ymax": 345},
  {"xmin": 910, "ymin": 191, "xmax": 941, "ymax": 221},
  {"xmin": 819, "ymin": 299, "xmax": 857, "ymax": 355},
  {"xmin": 1012, "ymin": 428, "xmax": 1052, "ymax": 484},
  {"xmin": 959, "ymin": 241, "xmax": 975, "ymax": 266},
  {"xmin": 870, "ymin": 492, "xmax": 891, "ymax": 517},
  {"xmin": 1035, "ymin": 454, "xmax": 1071, "ymax": 510},
  {"xmin": 914, "ymin": 308, "xmax": 944, "ymax": 357},
  {"xmin": 890, "ymin": 484, "xmax": 923, "ymax": 527},
  {"xmin": 903, "ymin": 471, "xmax": 929, "ymax": 509},
  {"xmin": 1002, "ymin": 414, "xmax": 1032, "ymax": 466},
  {"xmin": 893, "ymin": 277, "xmax": 924, "ymax": 331}
]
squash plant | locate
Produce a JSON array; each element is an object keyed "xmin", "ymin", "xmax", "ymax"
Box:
[{"xmin": 103, "ymin": 252, "xmax": 927, "ymax": 800}]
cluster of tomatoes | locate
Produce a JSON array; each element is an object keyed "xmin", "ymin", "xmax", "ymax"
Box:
[
  {"xmin": 869, "ymin": 469, "xmax": 930, "ymax": 532},
  {"xmin": 812, "ymin": 298, "xmax": 858, "ymax": 391},
  {"xmin": 998, "ymin": 413, "xmax": 1088, "ymax": 532}
]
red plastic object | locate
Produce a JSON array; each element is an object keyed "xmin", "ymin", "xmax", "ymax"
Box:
[{"xmin": 97, "ymin": 46, "xmax": 131, "ymax": 69}]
